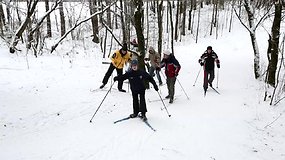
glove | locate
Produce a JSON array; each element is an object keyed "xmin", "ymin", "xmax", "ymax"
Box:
[
  {"xmin": 156, "ymin": 67, "xmax": 161, "ymax": 71},
  {"xmin": 217, "ymin": 64, "xmax": 220, "ymax": 68},
  {"xmin": 175, "ymin": 72, "xmax": 178, "ymax": 77},
  {"xmin": 113, "ymin": 76, "xmax": 119, "ymax": 81},
  {"xmin": 200, "ymin": 62, "xmax": 204, "ymax": 66},
  {"xmin": 154, "ymin": 85, "xmax": 159, "ymax": 91}
]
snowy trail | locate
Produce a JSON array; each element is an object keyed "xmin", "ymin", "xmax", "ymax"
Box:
[{"xmin": 1, "ymin": 30, "xmax": 285, "ymax": 160}]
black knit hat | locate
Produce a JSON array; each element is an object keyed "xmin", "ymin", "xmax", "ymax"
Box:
[
  {"xmin": 122, "ymin": 43, "xmax": 128, "ymax": 51},
  {"xmin": 207, "ymin": 46, "xmax": 212, "ymax": 50}
]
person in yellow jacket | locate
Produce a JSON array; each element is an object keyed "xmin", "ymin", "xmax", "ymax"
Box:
[{"xmin": 100, "ymin": 43, "xmax": 132, "ymax": 92}]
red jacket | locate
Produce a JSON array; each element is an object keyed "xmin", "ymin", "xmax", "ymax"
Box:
[{"xmin": 160, "ymin": 55, "xmax": 181, "ymax": 78}]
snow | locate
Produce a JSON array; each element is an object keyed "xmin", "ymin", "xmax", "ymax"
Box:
[{"xmin": 1, "ymin": 7, "xmax": 285, "ymax": 160}]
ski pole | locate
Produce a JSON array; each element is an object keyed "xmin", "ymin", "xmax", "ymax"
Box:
[
  {"xmin": 157, "ymin": 91, "xmax": 171, "ymax": 117},
  {"xmin": 177, "ymin": 78, "xmax": 190, "ymax": 100},
  {"xmin": 216, "ymin": 68, "xmax": 219, "ymax": 88},
  {"xmin": 90, "ymin": 82, "xmax": 115, "ymax": 123},
  {"xmin": 193, "ymin": 66, "xmax": 202, "ymax": 86}
]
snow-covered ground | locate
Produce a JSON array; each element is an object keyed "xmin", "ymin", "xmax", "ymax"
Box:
[{"xmin": 1, "ymin": 16, "xmax": 285, "ymax": 160}]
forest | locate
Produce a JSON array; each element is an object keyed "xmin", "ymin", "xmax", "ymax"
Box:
[{"xmin": 0, "ymin": 0, "xmax": 285, "ymax": 104}]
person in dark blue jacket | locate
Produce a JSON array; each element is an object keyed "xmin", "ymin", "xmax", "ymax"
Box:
[{"xmin": 114, "ymin": 59, "xmax": 159, "ymax": 121}]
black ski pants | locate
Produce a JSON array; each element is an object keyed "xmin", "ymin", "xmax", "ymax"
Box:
[
  {"xmin": 132, "ymin": 90, "xmax": 147, "ymax": 115},
  {"xmin": 203, "ymin": 69, "xmax": 215, "ymax": 89},
  {"xmin": 102, "ymin": 63, "xmax": 123, "ymax": 90}
]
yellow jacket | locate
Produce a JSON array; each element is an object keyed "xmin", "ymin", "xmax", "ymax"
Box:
[{"xmin": 111, "ymin": 50, "xmax": 132, "ymax": 69}]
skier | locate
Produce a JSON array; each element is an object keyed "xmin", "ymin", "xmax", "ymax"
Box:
[
  {"xmin": 159, "ymin": 50, "xmax": 181, "ymax": 104},
  {"xmin": 144, "ymin": 46, "xmax": 163, "ymax": 85},
  {"xmin": 198, "ymin": 46, "xmax": 220, "ymax": 92},
  {"xmin": 100, "ymin": 43, "xmax": 132, "ymax": 92},
  {"xmin": 114, "ymin": 59, "xmax": 159, "ymax": 121}
]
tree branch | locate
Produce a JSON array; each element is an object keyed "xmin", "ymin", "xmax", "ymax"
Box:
[
  {"xmin": 51, "ymin": 0, "xmax": 118, "ymax": 53},
  {"xmin": 233, "ymin": 7, "xmax": 251, "ymax": 33}
]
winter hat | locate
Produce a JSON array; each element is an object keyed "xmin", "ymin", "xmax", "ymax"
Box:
[
  {"xmin": 207, "ymin": 46, "xmax": 212, "ymax": 50},
  {"xmin": 163, "ymin": 50, "xmax": 171, "ymax": 56},
  {"xmin": 149, "ymin": 46, "xmax": 155, "ymax": 54},
  {"xmin": 131, "ymin": 59, "xmax": 138, "ymax": 66},
  {"xmin": 122, "ymin": 43, "xmax": 128, "ymax": 51}
]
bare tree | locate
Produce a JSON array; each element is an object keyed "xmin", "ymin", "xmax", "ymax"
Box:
[
  {"xmin": 9, "ymin": 0, "xmax": 39, "ymax": 53},
  {"xmin": 45, "ymin": 0, "xmax": 52, "ymax": 37},
  {"xmin": 181, "ymin": 0, "xmax": 187, "ymax": 36},
  {"xmin": 266, "ymin": 0, "xmax": 282, "ymax": 87},
  {"xmin": 51, "ymin": 0, "xmax": 117, "ymax": 53},
  {"xmin": 133, "ymin": 0, "xmax": 146, "ymax": 66},
  {"xmin": 0, "ymin": 0, "xmax": 5, "ymax": 35},
  {"xmin": 234, "ymin": 0, "xmax": 270, "ymax": 79},
  {"xmin": 167, "ymin": 0, "xmax": 174, "ymax": 54},
  {"xmin": 59, "ymin": 1, "xmax": 65, "ymax": 36},
  {"xmin": 89, "ymin": 0, "xmax": 99, "ymax": 43},
  {"xmin": 174, "ymin": 0, "xmax": 180, "ymax": 41},
  {"xmin": 157, "ymin": 0, "xmax": 163, "ymax": 55}
]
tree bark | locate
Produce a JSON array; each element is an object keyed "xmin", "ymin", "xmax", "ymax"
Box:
[
  {"xmin": 9, "ymin": 0, "xmax": 39, "ymax": 53},
  {"xmin": 243, "ymin": 0, "xmax": 261, "ymax": 79},
  {"xmin": 59, "ymin": 1, "xmax": 65, "ymax": 36},
  {"xmin": 266, "ymin": 1, "xmax": 282, "ymax": 86},
  {"xmin": 89, "ymin": 0, "xmax": 99, "ymax": 43},
  {"xmin": 174, "ymin": 0, "xmax": 180, "ymax": 41},
  {"xmin": 119, "ymin": 0, "xmax": 127, "ymax": 43},
  {"xmin": 168, "ymin": 1, "xmax": 174, "ymax": 54},
  {"xmin": 45, "ymin": 0, "xmax": 52, "ymax": 37},
  {"xmin": 0, "ymin": 0, "xmax": 5, "ymax": 35},
  {"xmin": 157, "ymin": 0, "xmax": 163, "ymax": 55}
]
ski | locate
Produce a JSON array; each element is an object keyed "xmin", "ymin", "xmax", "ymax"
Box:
[
  {"xmin": 114, "ymin": 116, "xmax": 156, "ymax": 131},
  {"xmin": 140, "ymin": 117, "xmax": 156, "ymax": 132},
  {"xmin": 210, "ymin": 86, "xmax": 220, "ymax": 94},
  {"xmin": 113, "ymin": 116, "xmax": 131, "ymax": 124}
]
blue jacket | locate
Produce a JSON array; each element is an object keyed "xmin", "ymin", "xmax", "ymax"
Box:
[{"xmin": 118, "ymin": 69, "xmax": 158, "ymax": 93}]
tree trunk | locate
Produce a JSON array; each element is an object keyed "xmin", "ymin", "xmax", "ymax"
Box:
[
  {"xmin": 106, "ymin": 0, "xmax": 112, "ymax": 29},
  {"xmin": 9, "ymin": 0, "xmax": 39, "ymax": 53},
  {"xmin": 119, "ymin": 0, "xmax": 127, "ymax": 43},
  {"xmin": 243, "ymin": 0, "xmax": 261, "ymax": 79},
  {"xmin": 59, "ymin": 1, "xmax": 65, "ymax": 36},
  {"xmin": 45, "ymin": 0, "xmax": 52, "ymax": 37},
  {"xmin": 174, "ymin": 0, "xmax": 180, "ymax": 41},
  {"xmin": 89, "ymin": 0, "xmax": 99, "ymax": 43},
  {"xmin": 133, "ymin": 0, "xmax": 145, "ymax": 62},
  {"xmin": 168, "ymin": 1, "xmax": 174, "ymax": 54},
  {"xmin": 266, "ymin": 1, "xmax": 282, "ymax": 86},
  {"xmin": 0, "ymin": 0, "xmax": 4, "ymax": 35},
  {"xmin": 181, "ymin": 0, "xmax": 186, "ymax": 36},
  {"xmin": 157, "ymin": 0, "xmax": 163, "ymax": 55}
]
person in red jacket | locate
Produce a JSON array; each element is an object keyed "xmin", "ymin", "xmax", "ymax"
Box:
[{"xmin": 160, "ymin": 50, "xmax": 181, "ymax": 103}]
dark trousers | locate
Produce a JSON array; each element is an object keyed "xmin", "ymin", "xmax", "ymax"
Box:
[
  {"xmin": 102, "ymin": 63, "xmax": 123, "ymax": 90},
  {"xmin": 149, "ymin": 66, "xmax": 162, "ymax": 84},
  {"xmin": 166, "ymin": 77, "xmax": 176, "ymax": 99},
  {"xmin": 132, "ymin": 90, "xmax": 147, "ymax": 115},
  {"xmin": 203, "ymin": 70, "xmax": 215, "ymax": 89}
]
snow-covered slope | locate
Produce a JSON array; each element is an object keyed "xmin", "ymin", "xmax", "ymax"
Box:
[{"xmin": 1, "ymin": 19, "xmax": 285, "ymax": 160}]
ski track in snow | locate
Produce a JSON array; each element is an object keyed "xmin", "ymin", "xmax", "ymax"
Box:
[{"xmin": 1, "ymin": 29, "xmax": 285, "ymax": 160}]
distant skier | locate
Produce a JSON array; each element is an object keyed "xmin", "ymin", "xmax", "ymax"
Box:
[
  {"xmin": 198, "ymin": 46, "xmax": 220, "ymax": 92},
  {"xmin": 144, "ymin": 46, "xmax": 163, "ymax": 85},
  {"xmin": 159, "ymin": 50, "xmax": 181, "ymax": 104},
  {"xmin": 114, "ymin": 59, "xmax": 159, "ymax": 121},
  {"xmin": 100, "ymin": 43, "xmax": 132, "ymax": 92}
]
